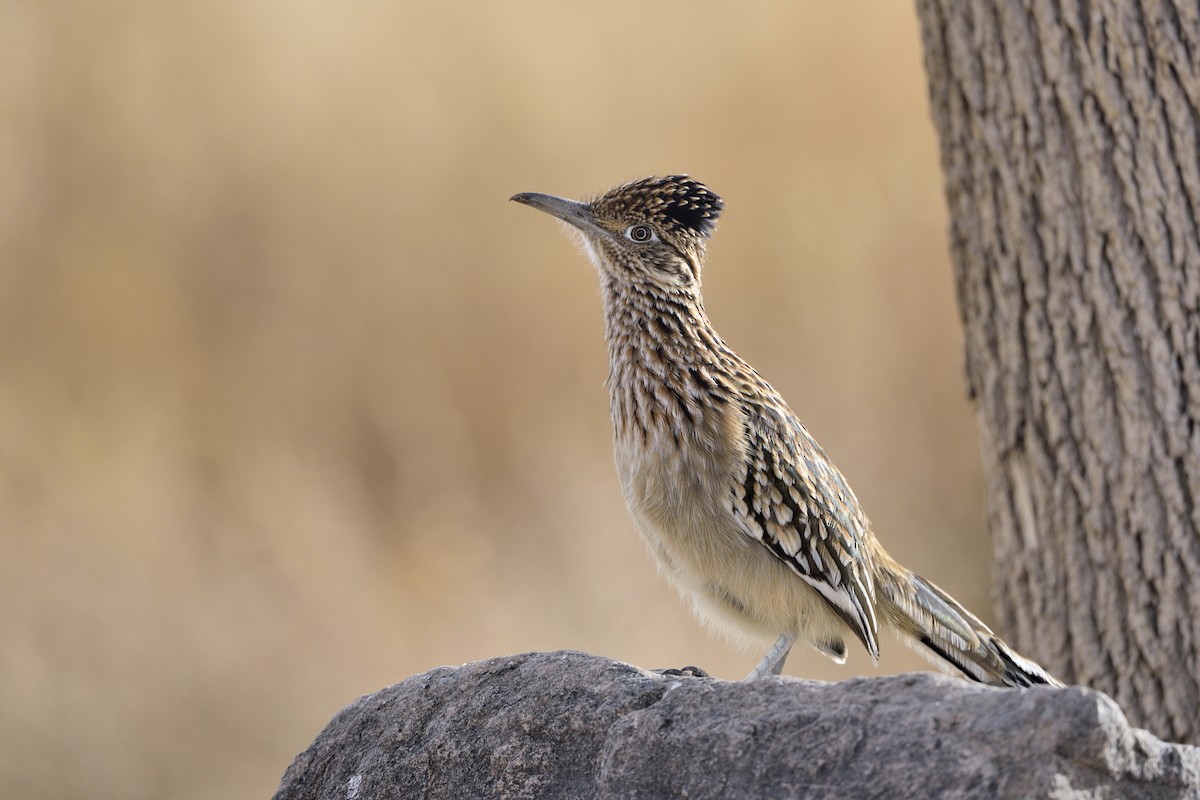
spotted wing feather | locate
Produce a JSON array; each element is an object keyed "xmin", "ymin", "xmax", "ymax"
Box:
[{"xmin": 730, "ymin": 402, "xmax": 881, "ymax": 660}]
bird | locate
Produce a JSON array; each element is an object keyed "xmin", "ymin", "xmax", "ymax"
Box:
[{"xmin": 510, "ymin": 175, "xmax": 1061, "ymax": 688}]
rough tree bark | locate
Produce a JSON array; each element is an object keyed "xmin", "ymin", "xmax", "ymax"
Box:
[{"xmin": 915, "ymin": 1, "xmax": 1200, "ymax": 744}]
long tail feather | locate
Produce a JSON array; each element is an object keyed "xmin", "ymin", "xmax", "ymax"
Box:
[{"xmin": 876, "ymin": 565, "xmax": 1062, "ymax": 688}]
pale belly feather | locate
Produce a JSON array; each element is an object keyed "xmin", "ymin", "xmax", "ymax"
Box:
[{"xmin": 613, "ymin": 427, "xmax": 849, "ymax": 654}]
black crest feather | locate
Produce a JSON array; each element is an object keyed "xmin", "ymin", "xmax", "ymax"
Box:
[{"xmin": 595, "ymin": 175, "xmax": 723, "ymax": 238}]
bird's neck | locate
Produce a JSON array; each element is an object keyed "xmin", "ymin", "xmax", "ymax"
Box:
[{"xmin": 599, "ymin": 273, "xmax": 736, "ymax": 443}]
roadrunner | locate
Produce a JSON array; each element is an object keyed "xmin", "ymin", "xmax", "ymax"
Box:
[{"xmin": 511, "ymin": 176, "xmax": 1060, "ymax": 688}]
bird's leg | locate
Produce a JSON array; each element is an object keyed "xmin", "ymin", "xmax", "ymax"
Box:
[{"xmin": 743, "ymin": 633, "xmax": 796, "ymax": 680}]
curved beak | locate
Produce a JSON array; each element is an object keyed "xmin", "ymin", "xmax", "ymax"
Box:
[{"xmin": 510, "ymin": 192, "xmax": 604, "ymax": 236}]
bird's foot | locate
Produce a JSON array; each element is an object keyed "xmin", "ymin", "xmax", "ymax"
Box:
[{"xmin": 656, "ymin": 665, "xmax": 710, "ymax": 678}]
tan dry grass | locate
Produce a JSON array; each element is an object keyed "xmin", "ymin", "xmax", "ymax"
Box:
[{"xmin": 0, "ymin": 2, "xmax": 990, "ymax": 798}]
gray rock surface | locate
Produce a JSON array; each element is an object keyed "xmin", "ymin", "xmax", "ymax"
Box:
[{"xmin": 274, "ymin": 650, "xmax": 1200, "ymax": 799}]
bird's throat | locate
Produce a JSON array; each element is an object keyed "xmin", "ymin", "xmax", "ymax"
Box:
[{"xmin": 598, "ymin": 274, "xmax": 732, "ymax": 448}]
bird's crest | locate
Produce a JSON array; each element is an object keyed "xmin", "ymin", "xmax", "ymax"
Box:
[{"xmin": 592, "ymin": 175, "xmax": 723, "ymax": 238}]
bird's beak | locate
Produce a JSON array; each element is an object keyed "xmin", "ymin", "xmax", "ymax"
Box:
[{"xmin": 510, "ymin": 192, "xmax": 604, "ymax": 236}]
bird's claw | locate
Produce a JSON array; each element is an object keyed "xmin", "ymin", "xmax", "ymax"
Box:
[{"xmin": 656, "ymin": 665, "xmax": 710, "ymax": 678}]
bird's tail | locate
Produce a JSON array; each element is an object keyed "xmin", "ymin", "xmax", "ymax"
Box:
[{"xmin": 875, "ymin": 562, "xmax": 1062, "ymax": 688}]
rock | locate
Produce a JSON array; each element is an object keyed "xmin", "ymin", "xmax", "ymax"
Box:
[{"xmin": 274, "ymin": 651, "xmax": 1200, "ymax": 800}]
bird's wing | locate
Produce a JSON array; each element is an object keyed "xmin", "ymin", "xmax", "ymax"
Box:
[{"xmin": 729, "ymin": 401, "xmax": 881, "ymax": 660}]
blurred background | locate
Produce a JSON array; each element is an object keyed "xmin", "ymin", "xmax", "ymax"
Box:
[{"xmin": 0, "ymin": 2, "xmax": 991, "ymax": 797}]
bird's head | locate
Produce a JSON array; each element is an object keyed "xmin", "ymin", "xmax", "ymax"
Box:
[{"xmin": 511, "ymin": 175, "xmax": 723, "ymax": 293}]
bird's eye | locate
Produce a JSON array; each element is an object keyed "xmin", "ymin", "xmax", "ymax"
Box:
[{"xmin": 625, "ymin": 224, "xmax": 657, "ymax": 243}]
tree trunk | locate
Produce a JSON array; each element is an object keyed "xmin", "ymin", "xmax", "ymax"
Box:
[{"xmin": 915, "ymin": 0, "xmax": 1200, "ymax": 744}]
